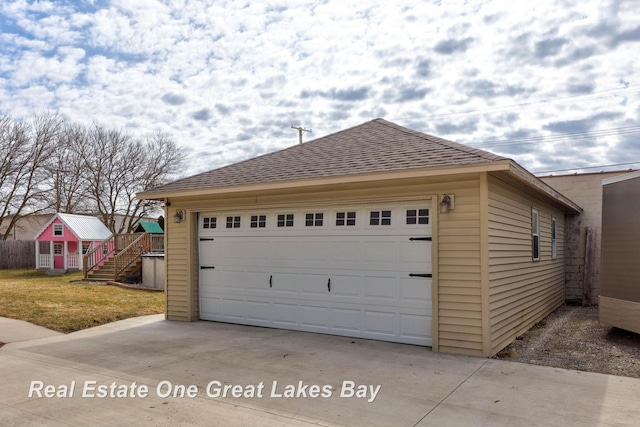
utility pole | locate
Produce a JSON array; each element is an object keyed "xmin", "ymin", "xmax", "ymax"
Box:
[{"xmin": 291, "ymin": 125, "xmax": 312, "ymax": 144}]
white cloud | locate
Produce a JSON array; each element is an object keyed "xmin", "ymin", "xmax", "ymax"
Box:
[{"xmin": 0, "ymin": 0, "xmax": 638, "ymax": 177}]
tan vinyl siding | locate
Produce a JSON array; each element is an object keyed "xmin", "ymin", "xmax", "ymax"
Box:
[
  {"xmin": 165, "ymin": 210, "xmax": 191, "ymax": 321},
  {"xmin": 435, "ymin": 179, "xmax": 483, "ymax": 356},
  {"xmin": 488, "ymin": 174, "xmax": 565, "ymax": 355}
]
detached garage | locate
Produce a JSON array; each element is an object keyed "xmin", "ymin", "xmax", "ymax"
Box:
[{"xmin": 139, "ymin": 119, "xmax": 581, "ymax": 357}]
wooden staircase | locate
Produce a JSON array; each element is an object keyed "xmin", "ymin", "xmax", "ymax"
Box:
[
  {"xmin": 85, "ymin": 257, "xmax": 144, "ymax": 282},
  {"xmin": 83, "ymin": 233, "xmax": 163, "ymax": 283}
]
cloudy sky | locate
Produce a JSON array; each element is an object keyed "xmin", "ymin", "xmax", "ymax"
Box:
[{"xmin": 1, "ymin": 0, "xmax": 639, "ymax": 178}]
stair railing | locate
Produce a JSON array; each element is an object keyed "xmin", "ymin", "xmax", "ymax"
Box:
[
  {"xmin": 114, "ymin": 233, "xmax": 150, "ymax": 281},
  {"xmin": 83, "ymin": 236, "xmax": 115, "ymax": 278}
]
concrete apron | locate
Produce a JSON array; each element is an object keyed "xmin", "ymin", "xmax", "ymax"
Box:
[{"xmin": 1, "ymin": 316, "xmax": 639, "ymax": 427}]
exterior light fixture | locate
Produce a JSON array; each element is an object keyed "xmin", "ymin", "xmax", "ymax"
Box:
[
  {"xmin": 173, "ymin": 209, "xmax": 185, "ymax": 223},
  {"xmin": 439, "ymin": 194, "xmax": 454, "ymax": 214}
]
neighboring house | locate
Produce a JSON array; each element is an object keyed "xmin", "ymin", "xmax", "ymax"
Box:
[
  {"xmin": 0, "ymin": 214, "xmax": 52, "ymax": 240},
  {"xmin": 540, "ymin": 170, "xmax": 634, "ymax": 305},
  {"xmin": 138, "ymin": 119, "xmax": 581, "ymax": 357},
  {"xmin": 34, "ymin": 213, "xmax": 113, "ymax": 271},
  {"xmin": 599, "ymin": 170, "xmax": 640, "ymax": 334}
]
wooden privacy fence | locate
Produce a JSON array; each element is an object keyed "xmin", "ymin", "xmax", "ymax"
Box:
[{"xmin": 0, "ymin": 240, "xmax": 35, "ymax": 269}]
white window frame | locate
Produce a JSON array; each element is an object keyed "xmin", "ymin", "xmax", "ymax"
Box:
[
  {"xmin": 532, "ymin": 208, "xmax": 540, "ymax": 261},
  {"xmin": 53, "ymin": 242, "xmax": 63, "ymax": 255},
  {"xmin": 551, "ymin": 216, "xmax": 557, "ymax": 260},
  {"xmin": 53, "ymin": 224, "xmax": 64, "ymax": 237}
]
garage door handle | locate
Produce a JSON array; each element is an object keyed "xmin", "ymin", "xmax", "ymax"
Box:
[
  {"xmin": 409, "ymin": 237, "xmax": 432, "ymax": 241},
  {"xmin": 409, "ymin": 273, "xmax": 432, "ymax": 278},
  {"xmin": 269, "ymin": 275, "xmax": 273, "ymax": 288},
  {"xmin": 200, "ymin": 266, "xmax": 215, "ymax": 270},
  {"xmin": 327, "ymin": 278, "xmax": 331, "ymax": 292}
]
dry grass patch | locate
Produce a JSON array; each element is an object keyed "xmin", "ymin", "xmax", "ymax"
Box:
[{"xmin": 0, "ymin": 269, "xmax": 164, "ymax": 333}]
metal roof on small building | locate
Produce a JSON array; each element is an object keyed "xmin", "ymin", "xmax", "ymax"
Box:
[{"xmin": 34, "ymin": 213, "xmax": 112, "ymax": 241}]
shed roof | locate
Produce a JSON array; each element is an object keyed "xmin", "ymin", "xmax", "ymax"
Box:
[
  {"xmin": 34, "ymin": 213, "xmax": 112, "ymax": 241},
  {"xmin": 143, "ymin": 119, "xmax": 506, "ymax": 195},
  {"xmin": 135, "ymin": 221, "xmax": 164, "ymax": 234}
]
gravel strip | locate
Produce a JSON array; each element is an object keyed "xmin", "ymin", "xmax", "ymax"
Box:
[{"xmin": 494, "ymin": 305, "xmax": 640, "ymax": 379}]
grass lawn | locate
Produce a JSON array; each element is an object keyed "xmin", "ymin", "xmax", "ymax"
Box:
[{"xmin": 0, "ymin": 269, "xmax": 164, "ymax": 333}]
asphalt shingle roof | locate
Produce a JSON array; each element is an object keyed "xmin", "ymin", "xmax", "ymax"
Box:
[{"xmin": 147, "ymin": 119, "xmax": 507, "ymax": 194}]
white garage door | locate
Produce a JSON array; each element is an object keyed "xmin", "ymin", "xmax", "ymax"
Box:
[{"xmin": 198, "ymin": 201, "xmax": 432, "ymax": 346}]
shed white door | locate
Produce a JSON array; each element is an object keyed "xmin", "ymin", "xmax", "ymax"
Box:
[{"xmin": 198, "ymin": 202, "xmax": 432, "ymax": 346}]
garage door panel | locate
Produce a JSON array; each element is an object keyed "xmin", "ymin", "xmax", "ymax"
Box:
[
  {"xmin": 272, "ymin": 302, "xmax": 300, "ymax": 326},
  {"xmin": 328, "ymin": 274, "xmax": 361, "ymax": 297},
  {"xmin": 245, "ymin": 300, "xmax": 271, "ymax": 324},
  {"xmin": 363, "ymin": 311, "xmax": 397, "ymax": 336},
  {"xmin": 399, "ymin": 314, "xmax": 432, "ymax": 340},
  {"xmin": 199, "ymin": 202, "xmax": 432, "ymax": 347},
  {"xmin": 400, "ymin": 277, "xmax": 432, "ymax": 302},
  {"xmin": 299, "ymin": 305, "xmax": 331, "ymax": 330},
  {"xmin": 330, "ymin": 307, "xmax": 361, "ymax": 332},
  {"xmin": 363, "ymin": 275, "xmax": 397, "ymax": 300}
]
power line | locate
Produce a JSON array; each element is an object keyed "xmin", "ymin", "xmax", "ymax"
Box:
[
  {"xmin": 469, "ymin": 125, "xmax": 640, "ymax": 148},
  {"xmin": 534, "ymin": 161, "xmax": 640, "ymax": 174}
]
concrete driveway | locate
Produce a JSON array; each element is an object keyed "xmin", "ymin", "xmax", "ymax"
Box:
[{"xmin": 1, "ymin": 315, "xmax": 639, "ymax": 426}]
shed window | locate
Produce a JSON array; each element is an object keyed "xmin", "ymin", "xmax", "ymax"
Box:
[
  {"xmin": 305, "ymin": 213, "xmax": 324, "ymax": 227},
  {"xmin": 251, "ymin": 215, "xmax": 266, "ymax": 228},
  {"xmin": 53, "ymin": 224, "xmax": 64, "ymax": 237},
  {"xmin": 82, "ymin": 244, "xmax": 91, "ymax": 254},
  {"xmin": 370, "ymin": 210, "xmax": 391, "ymax": 226},
  {"xmin": 336, "ymin": 212, "xmax": 356, "ymax": 226},
  {"xmin": 406, "ymin": 209, "xmax": 429, "ymax": 225},
  {"xmin": 53, "ymin": 242, "xmax": 63, "ymax": 255},
  {"xmin": 277, "ymin": 214, "xmax": 294, "ymax": 227},
  {"xmin": 532, "ymin": 209, "xmax": 540, "ymax": 261},
  {"xmin": 203, "ymin": 217, "xmax": 217, "ymax": 229},
  {"xmin": 551, "ymin": 216, "xmax": 557, "ymax": 260},
  {"xmin": 226, "ymin": 216, "xmax": 241, "ymax": 229}
]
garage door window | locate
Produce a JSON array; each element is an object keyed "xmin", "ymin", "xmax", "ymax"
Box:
[
  {"xmin": 203, "ymin": 217, "xmax": 217, "ymax": 229},
  {"xmin": 336, "ymin": 211, "xmax": 356, "ymax": 226},
  {"xmin": 370, "ymin": 210, "xmax": 391, "ymax": 225},
  {"xmin": 277, "ymin": 214, "xmax": 294, "ymax": 227},
  {"xmin": 251, "ymin": 215, "xmax": 266, "ymax": 228},
  {"xmin": 226, "ymin": 216, "xmax": 241, "ymax": 229},
  {"xmin": 305, "ymin": 213, "xmax": 324, "ymax": 227},
  {"xmin": 406, "ymin": 209, "xmax": 429, "ymax": 225}
]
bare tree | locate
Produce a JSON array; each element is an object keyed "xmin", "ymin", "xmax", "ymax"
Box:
[
  {"xmin": 46, "ymin": 123, "xmax": 90, "ymax": 213},
  {"xmin": 1, "ymin": 114, "xmax": 184, "ymax": 238},
  {"xmin": 80, "ymin": 125, "xmax": 183, "ymax": 234},
  {"xmin": 0, "ymin": 113, "xmax": 61, "ymax": 240}
]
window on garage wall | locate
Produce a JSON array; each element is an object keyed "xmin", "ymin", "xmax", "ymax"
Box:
[
  {"xmin": 406, "ymin": 209, "xmax": 429, "ymax": 225},
  {"xmin": 551, "ymin": 216, "xmax": 557, "ymax": 260},
  {"xmin": 251, "ymin": 215, "xmax": 266, "ymax": 228},
  {"xmin": 226, "ymin": 216, "xmax": 241, "ymax": 229},
  {"xmin": 370, "ymin": 210, "xmax": 391, "ymax": 226},
  {"xmin": 336, "ymin": 211, "xmax": 356, "ymax": 226},
  {"xmin": 305, "ymin": 213, "xmax": 323, "ymax": 227},
  {"xmin": 532, "ymin": 208, "xmax": 540, "ymax": 261},
  {"xmin": 277, "ymin": 214, "xmax": 294, "ymax": 227},
  {"xmin": 203, "ymin": 217, "xmax": 217, "ymax": 229}
]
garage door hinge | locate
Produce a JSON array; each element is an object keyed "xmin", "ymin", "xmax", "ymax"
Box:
[
  {"xmin": 200, "ymin": 266, "xmax": 215, "ymax": 269},
  {"xmin": 409, "ymin": 237, "xmax": 432, "ymax": 241},
  {"xmin": 409, "ymin": 273, "xmax": 432, "ymax": 278}
]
